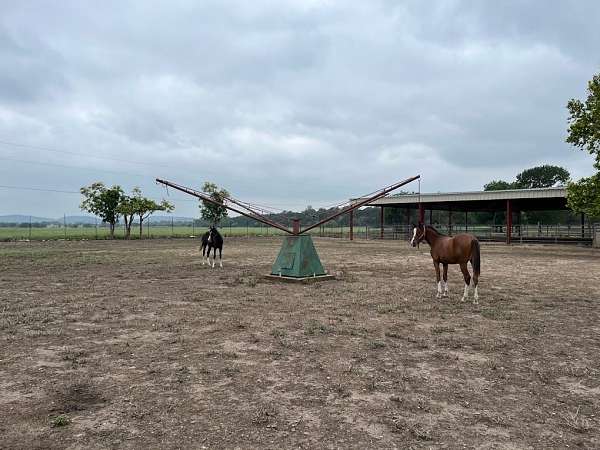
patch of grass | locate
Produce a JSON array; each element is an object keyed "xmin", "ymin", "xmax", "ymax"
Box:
[
  {"xmin": 367, "ymin": 340, "xmax": 386, "ymax": 350},
  {"xmin": 376, "ymin": 304, "xmax": 398, "ymax": 314},
  {"xmin": 527, "ymin": 321, "xmax": 545, "ymax": 336},
  {"xmin": 219, "ymin": 366, "xmax": 241, "ymax": 377},
  {"xmin": 431, "ymin": 325, "xmax": 455, "ymax": 335},
  {"xmin": 384, "ymin": 330, "xmax": 403, "ymax": 339},
  {"xmin": 270, "ymin": 328, "xmax": 287, "ymax": 338},
  {"xmin": 562, "ymin": 406, "xmax": 593, "ymax": 433},
  {"xmin": 481, "ymin": 307, "xmax": 512, "ymax": 321},
  {"xmin": 304, "ymin": 319, "xmax": 332, "ymax": 336},
  {"xmin": 332, "ymin": 383, "xmax": 351, "ymax": 398},
  {"xmin": 50, "ymin": 414, "xmax": 71, "ymax": 428},
  {"xmin": 251, "ymin": 404, "xmax": 277, "ymax": 426}
]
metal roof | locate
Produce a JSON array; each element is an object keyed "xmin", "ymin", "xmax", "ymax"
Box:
[
  {"xmin": 367, "ymin": 187, "xmax": 566, "ymax": 205},
  {"xmin": 355, "ymin": 187, "xmax": 569, "ymax": 212}
]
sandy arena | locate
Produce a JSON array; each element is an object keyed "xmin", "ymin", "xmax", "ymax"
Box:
[{"xmin": 1, "ymin": 238, "xmax": 599, "ymax": 449}]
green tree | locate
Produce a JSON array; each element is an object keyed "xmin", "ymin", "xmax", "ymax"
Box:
[
  {"xmin": 134, "ymin": 194, "xmax": 174, "ymax": 238},
  {"xmin": 116, "ymin": 192, "xmax": 137, "ymax": 239},
  {"xmin": 566, "ymin": 72, "xmax": 600, "ymax": 218},
  {"xmin": 567, "ymin": 174, "xmax": 600, "ymax": 218},
  {"xmin": 199, "ymin": 182, "xmax": 229, "ymax": 225},
  {"xmin": 80, "ymin": 182, "xmax": 124, "ymax": 238},
  {"xmin": 484, "ymin": 180, "xmax": 515, "ymax": 191},
  {"xmin": 566, "ymin": 73, "xmax": 600, "ymax": 162},
  {"xmin": 514, "ymin": 165, "xmax": 570, "ymax": 188}
]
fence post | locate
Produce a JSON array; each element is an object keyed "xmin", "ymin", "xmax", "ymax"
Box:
[
  {"xmin": 64, "ymin": 214, "xmax": 67, "ymax": 239},
  {"xmin": 29, "ymin": 216, "xmax": 32, "ymax": 241},
  {"xmin": 148, "ymin": 218, "xmax": 151, "ymax": 239}
]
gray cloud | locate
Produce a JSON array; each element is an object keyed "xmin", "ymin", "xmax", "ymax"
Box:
[{"xmin": 0, "ymin": 0, "xmax": 599, "ymax": 217}]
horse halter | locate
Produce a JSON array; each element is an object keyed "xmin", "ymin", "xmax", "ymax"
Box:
[{"xmin": 412, "ymin": 224, "xmax": 426, "ymax": 247}]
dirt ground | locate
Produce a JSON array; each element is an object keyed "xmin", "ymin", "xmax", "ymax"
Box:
[{"xmin": 1, "ymin": 237, "xmax": 599, "ymax": 449}]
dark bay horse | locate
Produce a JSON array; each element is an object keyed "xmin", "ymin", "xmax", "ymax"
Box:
[
  {"xmin": 201, "ymin": 226, "xmax": 223, "ymax": 268},
  {"xmin": 411, "ymin": 224, "xmax": 480, "ymax": 303}
]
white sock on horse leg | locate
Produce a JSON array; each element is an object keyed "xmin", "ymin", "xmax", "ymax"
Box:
[
  {"xmin": 462, "ymin": 283, "xmax": 469, "ymax": 300},
  {"xmin": 437, "ymin": 281, "xmax": 442, "ymax": 297},
  {"xmin": 219, "ymin": 257, "xmax": 223, "ymax": 268},
  {"xmin": 444, "ymin": 281, "xmax": 449, "ymax": 293},
  {"xmin": 474, "ymin": 285, "xmax": 479, "ymax": 300}
]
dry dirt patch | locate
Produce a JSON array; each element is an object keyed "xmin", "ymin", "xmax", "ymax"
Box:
[{"xmin": 1, "ymin": 238, "xmax": 599, "ymax": 448}]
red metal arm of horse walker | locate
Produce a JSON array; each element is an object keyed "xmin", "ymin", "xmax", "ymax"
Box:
[
  {"xmin": 299, "ymin": 175, "xmax": 420, "ymax": 234},
  {"xmin": 155, "ymin": 178, "xmax": 294, "ymax": 234},
  {"xmin": 155, "ymin": 175, "xmax": 420, "ymax": 235}
]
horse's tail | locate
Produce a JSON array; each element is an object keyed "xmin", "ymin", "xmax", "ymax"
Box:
[{"xmin": 470, "ymin": 239, "xmax": 481, "ymax": 276}]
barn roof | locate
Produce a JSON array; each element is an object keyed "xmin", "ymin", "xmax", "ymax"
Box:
[{"xmin": 360, "ymin": 186, "xmax": 569, "ymax": 211}]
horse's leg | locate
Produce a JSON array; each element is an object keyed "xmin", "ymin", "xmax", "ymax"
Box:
[
  {"xmin": 442, "ymin": 263, "xmax": 449, "ymax": 297},
  {"xmin": 459, "ymin": 262, "xmax": 471, "ymax": 302},
  {"xmin": 434, "ymin": 261, "xmax": 442, "ymax": 298},
  {"xmin": 472, "ymin": 264, "xmax": 479, "ymax": 304},
  {"xmin": 201, "ymin": 245, "xmax": 206, "ymax": 265},
  {"xmin": 219, "ymin": 246, "xmax": 223, "ymax": 268},
  {"xmin": 211, "ymin": 247, "xmax": 216, "ymax": 268}
]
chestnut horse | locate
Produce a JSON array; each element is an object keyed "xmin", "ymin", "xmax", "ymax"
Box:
[{"xmin": 411, "ymin": 223, "xmax": 480, "ymax": 303}]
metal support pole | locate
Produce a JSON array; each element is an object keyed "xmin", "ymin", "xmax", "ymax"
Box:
[
  {"xmin": 419, "ymin": 203, "xmax": 425, "ymax": 224},
  {"xmin": 349, "ymin": 210, "xmax": 354, "ymax": 241},
  {"xmin": 380, "ymin": 206, "xmax": 384, "ymax": 239},
  {"xmin": 465, "ymin": 211, "xmax": 468, "ymax": 232},
  {"xmin": 448, "ymin": 208, "xmax": 452, "ymax": 236},
  {"xmin": 429, "ymin": 209, "xmax": 433, "ymax": 225},
  {"xmin": 581, "ymin": 212, "xmax": 585, "ymax": 238},
  {"xmin": 506, "ymin": 200, "xmax": 512, "ymax": 245}
]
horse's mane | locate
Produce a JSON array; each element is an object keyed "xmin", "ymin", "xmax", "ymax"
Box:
[{"xmin": 425, "ymin": 224, "xmax": 446, "ymax": 236}]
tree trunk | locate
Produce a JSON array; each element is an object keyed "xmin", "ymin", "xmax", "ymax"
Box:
[
  {"xmin": 139, "ymin": 215, "xmax": 143, "ymax": 239},
  {"xmin": 109, "ymin": 221, "xmax": 115, "ymax": 239},
  {"xmin": 124, "ymin": 215, "xmax": 131, "ymax": 239}
]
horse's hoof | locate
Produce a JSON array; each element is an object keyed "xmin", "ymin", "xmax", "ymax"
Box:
[
  {"xmin": 443, "ymin": 292, "xmax": 448, "ymax": 298},
  {"xmin": 461, "ymin": 296, "xmax": 467, "ymax": 302},
  {"xmin": 436, "ymin": 293, "xmax": 442, "ymax": 299}
]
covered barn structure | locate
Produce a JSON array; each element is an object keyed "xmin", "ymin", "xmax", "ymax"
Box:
[{"xmin": 350, "ymin": 187, "xmax": 592, "ymax": 245}]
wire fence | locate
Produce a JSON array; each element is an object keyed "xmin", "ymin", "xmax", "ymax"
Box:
[{"xmin": 0, "ymin": 218, "xmax": 596, "ymax": 245}]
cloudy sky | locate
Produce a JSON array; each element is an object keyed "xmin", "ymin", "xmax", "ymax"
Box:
[{"xmin": 1, "ymin": 0, "xmax": 599, "ymax": 217}]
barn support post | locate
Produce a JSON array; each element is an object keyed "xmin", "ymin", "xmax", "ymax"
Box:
[
  {"xmin": 506, "ymin": 200, "xmax": 513, "ymax": 245},
  {"xmin": 349, "ymin": 210, "xmax": 354, "ymax": 241},
  {"xmin": 419, "ymin": 203, "xmax": 425, "ymax": 224},
  {"xmin": 380, "ymin": 206, "xmax": 384, "ymax": 239}
]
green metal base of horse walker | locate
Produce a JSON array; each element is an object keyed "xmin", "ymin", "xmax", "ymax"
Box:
[{"xmin": 266, "ymin": 234, "xmax": 335, "ymax": 283}]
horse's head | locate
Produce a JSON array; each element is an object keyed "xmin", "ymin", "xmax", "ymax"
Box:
[
  {"xmin": 410, "ymin": 223, "xmax": 426, "ymax": 247},
  {"xmin": 207, "ymin": 225, "xmax": 216, "ymax": 243}
]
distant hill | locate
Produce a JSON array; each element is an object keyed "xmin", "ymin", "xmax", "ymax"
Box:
[
  {"xmin": 146, "ymin": 215, "xmax": 196, "ymax": 224},
  {"xmin": 0, "ymin": 214, "xmax": 197, "ymax": 225},
  {"xmin": 62, "ymin": 215, "xmax": 98, "ymax": 225},
  {"xmin": 0, "ymin": 215, "xmax": 55, "ymax": 224}
]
